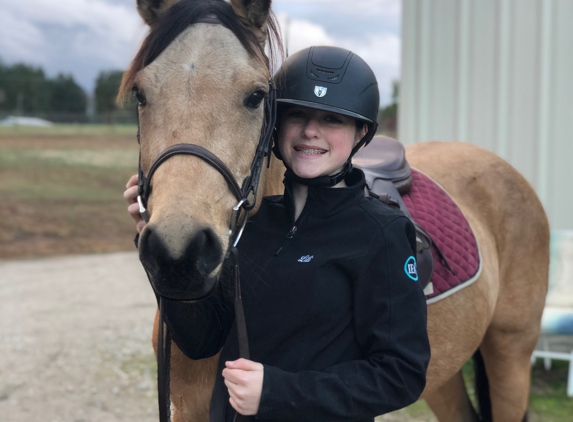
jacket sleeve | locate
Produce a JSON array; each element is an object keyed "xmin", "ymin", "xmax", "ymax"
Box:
[
  {"xmin": 255, "ymin": 217, "xmax": 430, "ymax": 421},
  {"xmin": 162, "ymin": 286, "xmax": 235, "ymax": 360}
]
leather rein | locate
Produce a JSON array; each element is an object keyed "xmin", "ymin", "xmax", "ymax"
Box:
[{"xmin": 135, "ymin": 63, "xmax": 277, "ymax": 421}]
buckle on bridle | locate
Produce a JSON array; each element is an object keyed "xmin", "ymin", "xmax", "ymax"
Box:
[
  {"xmin": 229, "ymin": 198, "xmax": 246, "ymax": 233},
  {"xmin": 137, "ymin": 195, "xmax": 151, "ymax": 223}
]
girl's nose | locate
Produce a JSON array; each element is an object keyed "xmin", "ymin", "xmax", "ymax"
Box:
[{"xmin": 301, "ymin": 118, "xmax": 319, "ymax": 138}]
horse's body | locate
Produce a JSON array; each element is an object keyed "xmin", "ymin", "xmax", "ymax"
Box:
[{"xmin": 126, "ymin": 1, "xmax": 549, "ymax": 421}]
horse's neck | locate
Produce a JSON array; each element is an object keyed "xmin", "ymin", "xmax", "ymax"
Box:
[{"xmin": 261, "ymin": 155, "xmax": 285, "ymax": 197}]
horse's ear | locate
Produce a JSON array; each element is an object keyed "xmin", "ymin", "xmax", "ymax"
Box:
[
  {"xmin": 230, "ymin": 0, "xmax": 272, "ymax": 43},
  {"xmin": 137, "ymin": 0, "xmax": 180, "ymax": 26}
]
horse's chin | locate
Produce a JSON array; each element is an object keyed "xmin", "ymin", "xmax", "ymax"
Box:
[{"xmin": 147, "ymin": 271, "xmax": 220, "ymax": 302}]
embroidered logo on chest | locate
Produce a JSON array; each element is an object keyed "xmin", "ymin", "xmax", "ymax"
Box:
[
  {"xmin": 298, "ymin": 255, "xmax": 314, "ymax": 263},
  {"xmin": 404, "ymin": 256, "xmax": 419, "ymax": 281}
]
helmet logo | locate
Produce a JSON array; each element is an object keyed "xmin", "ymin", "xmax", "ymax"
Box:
[{"xmin": 314, "ymin": 86, "xmax": 328, "ymax": 98}]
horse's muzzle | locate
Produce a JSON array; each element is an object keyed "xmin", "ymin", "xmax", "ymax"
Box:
[{"xmin": 138, "ymin": 224, "xmax": 224, "ymax": 301}]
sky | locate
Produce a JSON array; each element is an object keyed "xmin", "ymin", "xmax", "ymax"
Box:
[{"xmin": 0, "ymin": 0, "xmax": 401, "ymax": 105}]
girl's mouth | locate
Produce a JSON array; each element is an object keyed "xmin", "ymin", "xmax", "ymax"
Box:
[{"xmin": 294, "ymin": 146, "xmax": 327, "ymax": 155}]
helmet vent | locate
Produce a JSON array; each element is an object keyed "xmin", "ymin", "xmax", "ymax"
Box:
[{"xmin": 308, "ymin": 66, "xmax": 344, "ymax": 84}]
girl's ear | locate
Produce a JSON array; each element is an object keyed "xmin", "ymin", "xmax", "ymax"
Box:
[{"xmin": 355, "ymin": 124, "xmax": 369, "ymax": 146}]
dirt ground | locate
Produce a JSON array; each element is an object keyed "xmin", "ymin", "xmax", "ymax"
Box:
[{"xmin": 0, "ymin": 252, "xmax": 159, "ymax": 422}]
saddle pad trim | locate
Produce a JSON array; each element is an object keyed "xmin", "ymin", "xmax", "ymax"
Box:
[
  {"xmin": 410, "ymin": 167, "xmax": 484, "ymax": 305},
  {"xmin": 425, "ymin": 265, "xmax": 482, "ymax": 305}
]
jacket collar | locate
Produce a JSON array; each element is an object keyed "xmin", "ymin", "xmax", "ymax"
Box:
[{"xmin": 283, "ymin": 168, "xmax": 366, "ymax": 219}]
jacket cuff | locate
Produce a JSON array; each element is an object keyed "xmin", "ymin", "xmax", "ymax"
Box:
[{"xmin": 255, "ymin": 365, "xmax": 290, "ymax": 420}]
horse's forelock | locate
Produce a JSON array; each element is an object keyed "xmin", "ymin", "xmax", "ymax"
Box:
[{"xmin": 118, "ymin": 0, "xmax": 283, "ymax": 104}]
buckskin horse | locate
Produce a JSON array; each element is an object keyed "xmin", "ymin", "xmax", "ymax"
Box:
[{"xmin": 120, "ymin": 0, "xmax": 549, "ymax": 421}]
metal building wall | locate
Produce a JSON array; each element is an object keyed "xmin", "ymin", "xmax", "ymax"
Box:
[{"xmin": 400, "ymin": 0, "xmax": 573, "ymax": 229}]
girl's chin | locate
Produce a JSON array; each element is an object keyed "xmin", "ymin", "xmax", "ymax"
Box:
[
  {"xmin": 290, "ymin": 166, "xmax": 343, "ymax": 180},
  {"xmin": 288, "ymin": 165, "xmax": 322, "ymax": 179}
]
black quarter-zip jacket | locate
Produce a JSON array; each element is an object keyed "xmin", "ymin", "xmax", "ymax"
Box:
[{"xmin": 163, "ymin": 169, "xmax": 430, "ymax": 422}]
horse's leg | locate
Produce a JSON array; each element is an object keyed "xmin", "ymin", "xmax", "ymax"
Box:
[
  {"xmin": 478, "ymin": 333, "xmax": 535, "ymax": 421},
  {"xmin": 478, "ymin": 248, "xmax": 548, "ymax": 421},
  {"xmin": 152, "ymin": 309, "xmax": 219, "ymax": 422},
  {"xmin": 424, "ymin": 370, "xmax": 479, "ymax": 422},
  {"xmin": 473, "ymin": 153, "xmax": 549, "ymax": 421}
]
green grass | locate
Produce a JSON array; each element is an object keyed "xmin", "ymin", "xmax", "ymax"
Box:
[
  {"xmin": 0, "ymin": 147, "xmax": 138, "ymax": 201},
  {"xmin": 529, "ymin": 360, "xmax": 573, "ymax": 421},
  {"xmin": 0, "ymin": 123, "xmax": 137, "ymax": 137}
]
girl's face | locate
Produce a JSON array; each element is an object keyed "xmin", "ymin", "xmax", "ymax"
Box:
[{"xmin": 278, "ymin": 106, "xmax": 367, "ymax": 181}]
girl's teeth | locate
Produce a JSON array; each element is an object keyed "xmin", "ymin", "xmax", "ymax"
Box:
[{"xmin": 296, "ymin": 148, "xmax": 325, "ymax": 155}]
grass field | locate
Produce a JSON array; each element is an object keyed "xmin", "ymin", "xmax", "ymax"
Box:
[
  {"xmin": 1, "ymin": 124, "xmax": 572, "ymax": 418},
  {"xmin": 0, "ymin": 123, "xmax": 138, "ymax": 137},
  {"xmin": 0, "ymin": 124, "xmax": 139, "ymax": 258}
]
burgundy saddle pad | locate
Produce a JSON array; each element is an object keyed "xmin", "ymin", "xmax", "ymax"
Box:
[{"xmin": 402, "ymin": 169, "xmax": 482, "ymax": 303}]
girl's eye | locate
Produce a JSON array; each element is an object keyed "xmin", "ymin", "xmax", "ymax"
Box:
[
  {"xmin": 287, "ymin": 111, "xmax": 306, "ymax": 119},
  {"xmin": 325, "ymin": 115, "xmax": 342, "ymax": 123}
]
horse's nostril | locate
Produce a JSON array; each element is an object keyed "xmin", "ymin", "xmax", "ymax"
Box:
[
  {"xmin": 138, "ymin": 224, "xmax": 223, "ymax": 300},
  {"xmin": 187, "ymin": 228, "xmax": 222, "ymax": 277}
]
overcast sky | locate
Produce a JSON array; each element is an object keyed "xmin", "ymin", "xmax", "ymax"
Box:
[{"xmin": 0, "ymin": 0, "xmax": 401, "ymax": 105}]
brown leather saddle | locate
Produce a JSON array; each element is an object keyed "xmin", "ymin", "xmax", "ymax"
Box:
[{"xmin": 353, "ymin": 136, "xmax": 436, "ymax": 291}]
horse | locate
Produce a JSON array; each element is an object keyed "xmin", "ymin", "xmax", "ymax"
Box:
[{"xmin": 120, "ymin": 1, "xmax": 550, "ymax": 421}]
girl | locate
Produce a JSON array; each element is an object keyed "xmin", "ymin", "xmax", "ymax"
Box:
[{"xmin": 125, "ymin": 46, "xmax": 430, "ymax": 421}]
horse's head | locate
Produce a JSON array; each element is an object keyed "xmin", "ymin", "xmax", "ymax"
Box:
[{"xmin": 121, "ymin": 0, "xmax": 282, "ymax": 300}]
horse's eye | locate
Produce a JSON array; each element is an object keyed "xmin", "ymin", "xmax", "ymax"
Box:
[
  {"xmin": 245, "ymin": 90, "xmax": 266, "ymax": 109},
  {"xmin": 132, "ymin": 86, "xmax": 147, "ymax": 107}
]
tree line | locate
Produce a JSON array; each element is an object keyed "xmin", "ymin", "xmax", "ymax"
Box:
[
  {"xmin": 0, "ymin": 59, "xmax": 126, "ymax": 122},
  {"xmin": 0, "ymin": 59, "xmax": 398, "ymax": 130}
]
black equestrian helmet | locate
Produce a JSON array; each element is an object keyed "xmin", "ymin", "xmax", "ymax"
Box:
[{"xmin": 275, "ymin": 46, "xmax": 380, "ymax": 125}]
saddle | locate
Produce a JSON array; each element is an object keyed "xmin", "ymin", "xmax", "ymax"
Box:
[{"xmin": 353, "ymin": 136, "xmax": 438, "ymax": 291}]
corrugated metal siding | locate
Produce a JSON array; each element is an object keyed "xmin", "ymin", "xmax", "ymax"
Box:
[{"xmin": 400, "ymin": 0, "xmax": 573, "ymax": 229}]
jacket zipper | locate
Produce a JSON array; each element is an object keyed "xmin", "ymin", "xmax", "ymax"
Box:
[
  {"xmin": 274, "ymin": 194, "xmax": 316, "ymax": 256},
  {"xmin": 275, "ymin": 226, "xmax": 297, "ymax": 256}
]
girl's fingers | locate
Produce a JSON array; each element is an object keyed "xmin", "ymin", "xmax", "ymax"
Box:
[
  {"xmin": 128, "ymin": 202, "xmax": 142, "ymax": 217},
  {"xmin": 222, "ymin": 368, "xmax": 244, "ymax": 385},
  {"xmin": 126, "ymin": 174, "xmax": 138, "ymax": 189},
  {"xmin": 226, "ymin": 359, "xmax": 262, "ymax": 371},
  {"xmin": 124, "ymin": 185, "xmax": 139, "ymax": 204}
]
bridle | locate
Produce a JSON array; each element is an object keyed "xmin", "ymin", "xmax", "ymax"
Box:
[
  {"xmin": 136, "ymin": 82, "xmax": 277, "ymax": 249},
  {"xmin": 134, "ymin": 48, "xmax": 277, "ymax": 421}
]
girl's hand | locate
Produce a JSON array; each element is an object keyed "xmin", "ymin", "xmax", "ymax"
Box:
[
  {"xmin": 123, "ymin": 174, "xmax": 146, "ymax": 233},
  {"xmin": 222, "ymin": 358, "xmax": 264, "ymax": 416}
]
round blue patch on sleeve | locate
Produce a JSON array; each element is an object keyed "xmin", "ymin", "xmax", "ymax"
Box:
[{"xmin": 404, "ymin": 256, "xmax": 418, "ymax": 281}]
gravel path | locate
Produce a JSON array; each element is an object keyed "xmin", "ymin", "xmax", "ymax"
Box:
[
  {"xmin": 8, "ymin": 247, "xmax": 569, "ymax": 422},
  {"xmin": 0, "ymin": 252, "xmax": 159, "ymax": 422}
]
